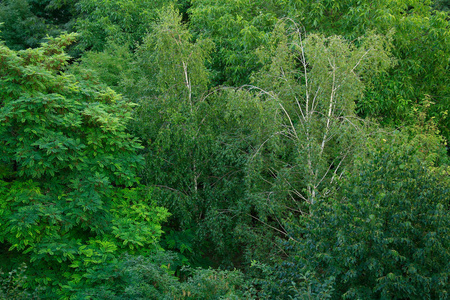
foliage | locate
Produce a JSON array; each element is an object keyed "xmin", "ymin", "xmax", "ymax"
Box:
[
  {"xmin": 69, "ymin": 42, "xmax": 135, "ymax": 92},
  {"xmin": 176, "ymin": 267, "xmax": 245, "ymax": 299},
  {"xmin": 0, "ymin": 0, "xmax": 76, "ymax": 51},
  {"xmin": 189, "ymin": 0, "xmax": 450, "ymax": 140},
  {"xmin": 0, "ymin": 263, "xmax": 41, "ymax": 300},
  {"xmin": 70, "ymin": 4, "xmax": 253, "ymax": 268},
  {"xmin": 130, "ymin": 14, "xmax": 397, "ymax": 267},
  {"xmin": 290, "ymin": 141, "xmax": 450, "ymax": 299},
  {"xmin": 116, "ymin": 5, "xmax": 285, "ymax": 266},
  {"xmin": 433, "ymin": 0, "xmax": 450, "ymax": 11},
  {"xmin": 0, "ymin": 34, "xmax": 169, "ymax": 297},
  {"xmin": 292, "ymin": 0, "xmax": 450, "ymax": 140},
  {"xmin": 71, "ymin": 252, "xmax": 247, "ymax": 299},
  {"xmin": 75, "ymin": 0, "xmax": 168, "ymax": 52},
  {"xmin": 362, "ymin": 7, "xmax": 450, "ymax": 140},
  {"xmin": 68, "ymin": 2, "xmax": 450, "ymax": 274},
  {"xmin": 0, "ymin": 0, "xmax": 50, "ymax": 50},
  {"xmin": 248, "ymin": 260, "xmax": 335, "ymax": 299},
  {"xmin": 247, "ymin": 21, "xmax": 394, "ymax": 218},
  {"xmin": 26, "ymin": 0, "xmax": 77, "ymax": 27},
  {"xmin": 0, "ymin": 0, "xmax": 449, "ymax": 296},
  {"xmin": 189, "ymin": 0, "xmax": 284, "ymax": 85}
]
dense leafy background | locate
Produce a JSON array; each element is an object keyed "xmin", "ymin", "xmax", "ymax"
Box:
[{"xmin": 0, "ymin": 0, "xmax": 449, "ymax": 299}]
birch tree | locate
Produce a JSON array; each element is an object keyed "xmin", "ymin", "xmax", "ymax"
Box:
[
  {"xmin": 129, "ymin": 6, "xmax": 281, "ymax": 263},
  {"xmin": 249, "ymin": 21, "xmax": 395, "ymax": 210},
  {"xmin": 127, "ymin": 5, "xmax": 211, "ymax": 224}
]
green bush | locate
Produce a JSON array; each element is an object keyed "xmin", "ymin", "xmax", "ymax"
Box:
[
  {"xmin": 294, "ymin": 145, "xmax": 450, "ymax": 299},
  {"xmin": 0, "ymin": 34, "xmax": 169, "ymax": 298},
  {"xmin": 75, "ymin": 252, "xmax": 247, "ymax": 299},
  {"xmin": 0, "ymin": 263, "xmax": 41, "ymax": 300},
  {"xmin": 248, "ymin": 260, "xmax": 335, "ymax": 299}
]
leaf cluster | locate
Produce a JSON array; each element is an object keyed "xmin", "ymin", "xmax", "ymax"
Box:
[
  {"xmin": 0, "ymin": 33, "xmax": 169, "ymax": 297},
  {"xmin": 289, "ymin": 144, "xmax": 450, "ymax": 299}
]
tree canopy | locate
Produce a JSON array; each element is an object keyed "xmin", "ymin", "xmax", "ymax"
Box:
[
  {"xmin": 0, "ymin": 1, "xmax": 449, "ymax": 299},
  {"xmin": 0, "ymin": 33, "xmax": 169, "ymax": 297}
]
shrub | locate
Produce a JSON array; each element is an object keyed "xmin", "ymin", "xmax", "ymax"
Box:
[
  {"xmin": 0, "ymin": 263, "xmax": 41, "ymax": 300},
  {"xmin": 295, "ymin": 145, "xmax": 450, "ymax": 299},
  {"xmin": 0, "ymin": 34, "xmax": 169, "ymax": 297}
]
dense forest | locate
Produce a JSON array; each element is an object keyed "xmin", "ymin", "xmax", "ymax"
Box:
[{"xmin": 1, "ymin": 0, "xmax": 450, "ymax": 299}]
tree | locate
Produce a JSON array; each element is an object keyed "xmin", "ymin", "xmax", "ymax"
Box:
[
  {"xmin": 124, "ymin": 6, "xmax": 284, "ymax": 265},
  {"xmin": 0, "ymin": 33, "xmax": 169, "ymax": 297},
  {"xmin": 75, "ymin": 0, "xmax": 167, "ymax": 52},
  {"xmin": 291, "ymin": 139, "xmax": 450, "ymax": 299},
  {"xmin": 289, "ymin": 0, "xmax": 450, "ymax": 140},
  {"xmin": 247, "ymin": 21, "xmax": 394, "ymax": 211},
  {"xmin": 0, "ymin": 0, "xmax": 77, "ymax": 51},
  {"xmin": 0, "ymin": 0, "xmax": 49, "ymax": 50},
  {"xmin": 190, "ymin": 0, "xmax": 450, "ymax": 140},
  {"xmin": 189, "ymin": 0, "xmax": 286, "ymax": 85},
  {"xmin": 433, "ymin": 0, "xmax": 450, "ymax": 11}
]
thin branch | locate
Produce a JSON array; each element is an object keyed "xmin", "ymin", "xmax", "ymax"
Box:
[
  {"xmin": 246, "ymin": 213, "xmax": 288, "ymax": 236},
  {"xmin": 155, "ymin": 185, "xmax": 188, "ymax": 196}
]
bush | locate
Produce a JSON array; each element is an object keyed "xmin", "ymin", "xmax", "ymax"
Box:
[
  {"xmin": 0, "ymin": 263, "xmax": 41, "ymax": 300},
  {"xmin": 75, "ymin": 252, "xmax": 247, "ymax": 299},
  {"xmin": 294, "ymin": 145, "xmax": 450, "ymax": 299},
  {"xmin": 0, "ymin": 34, "xmax": 169, "ymax": 297}
]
